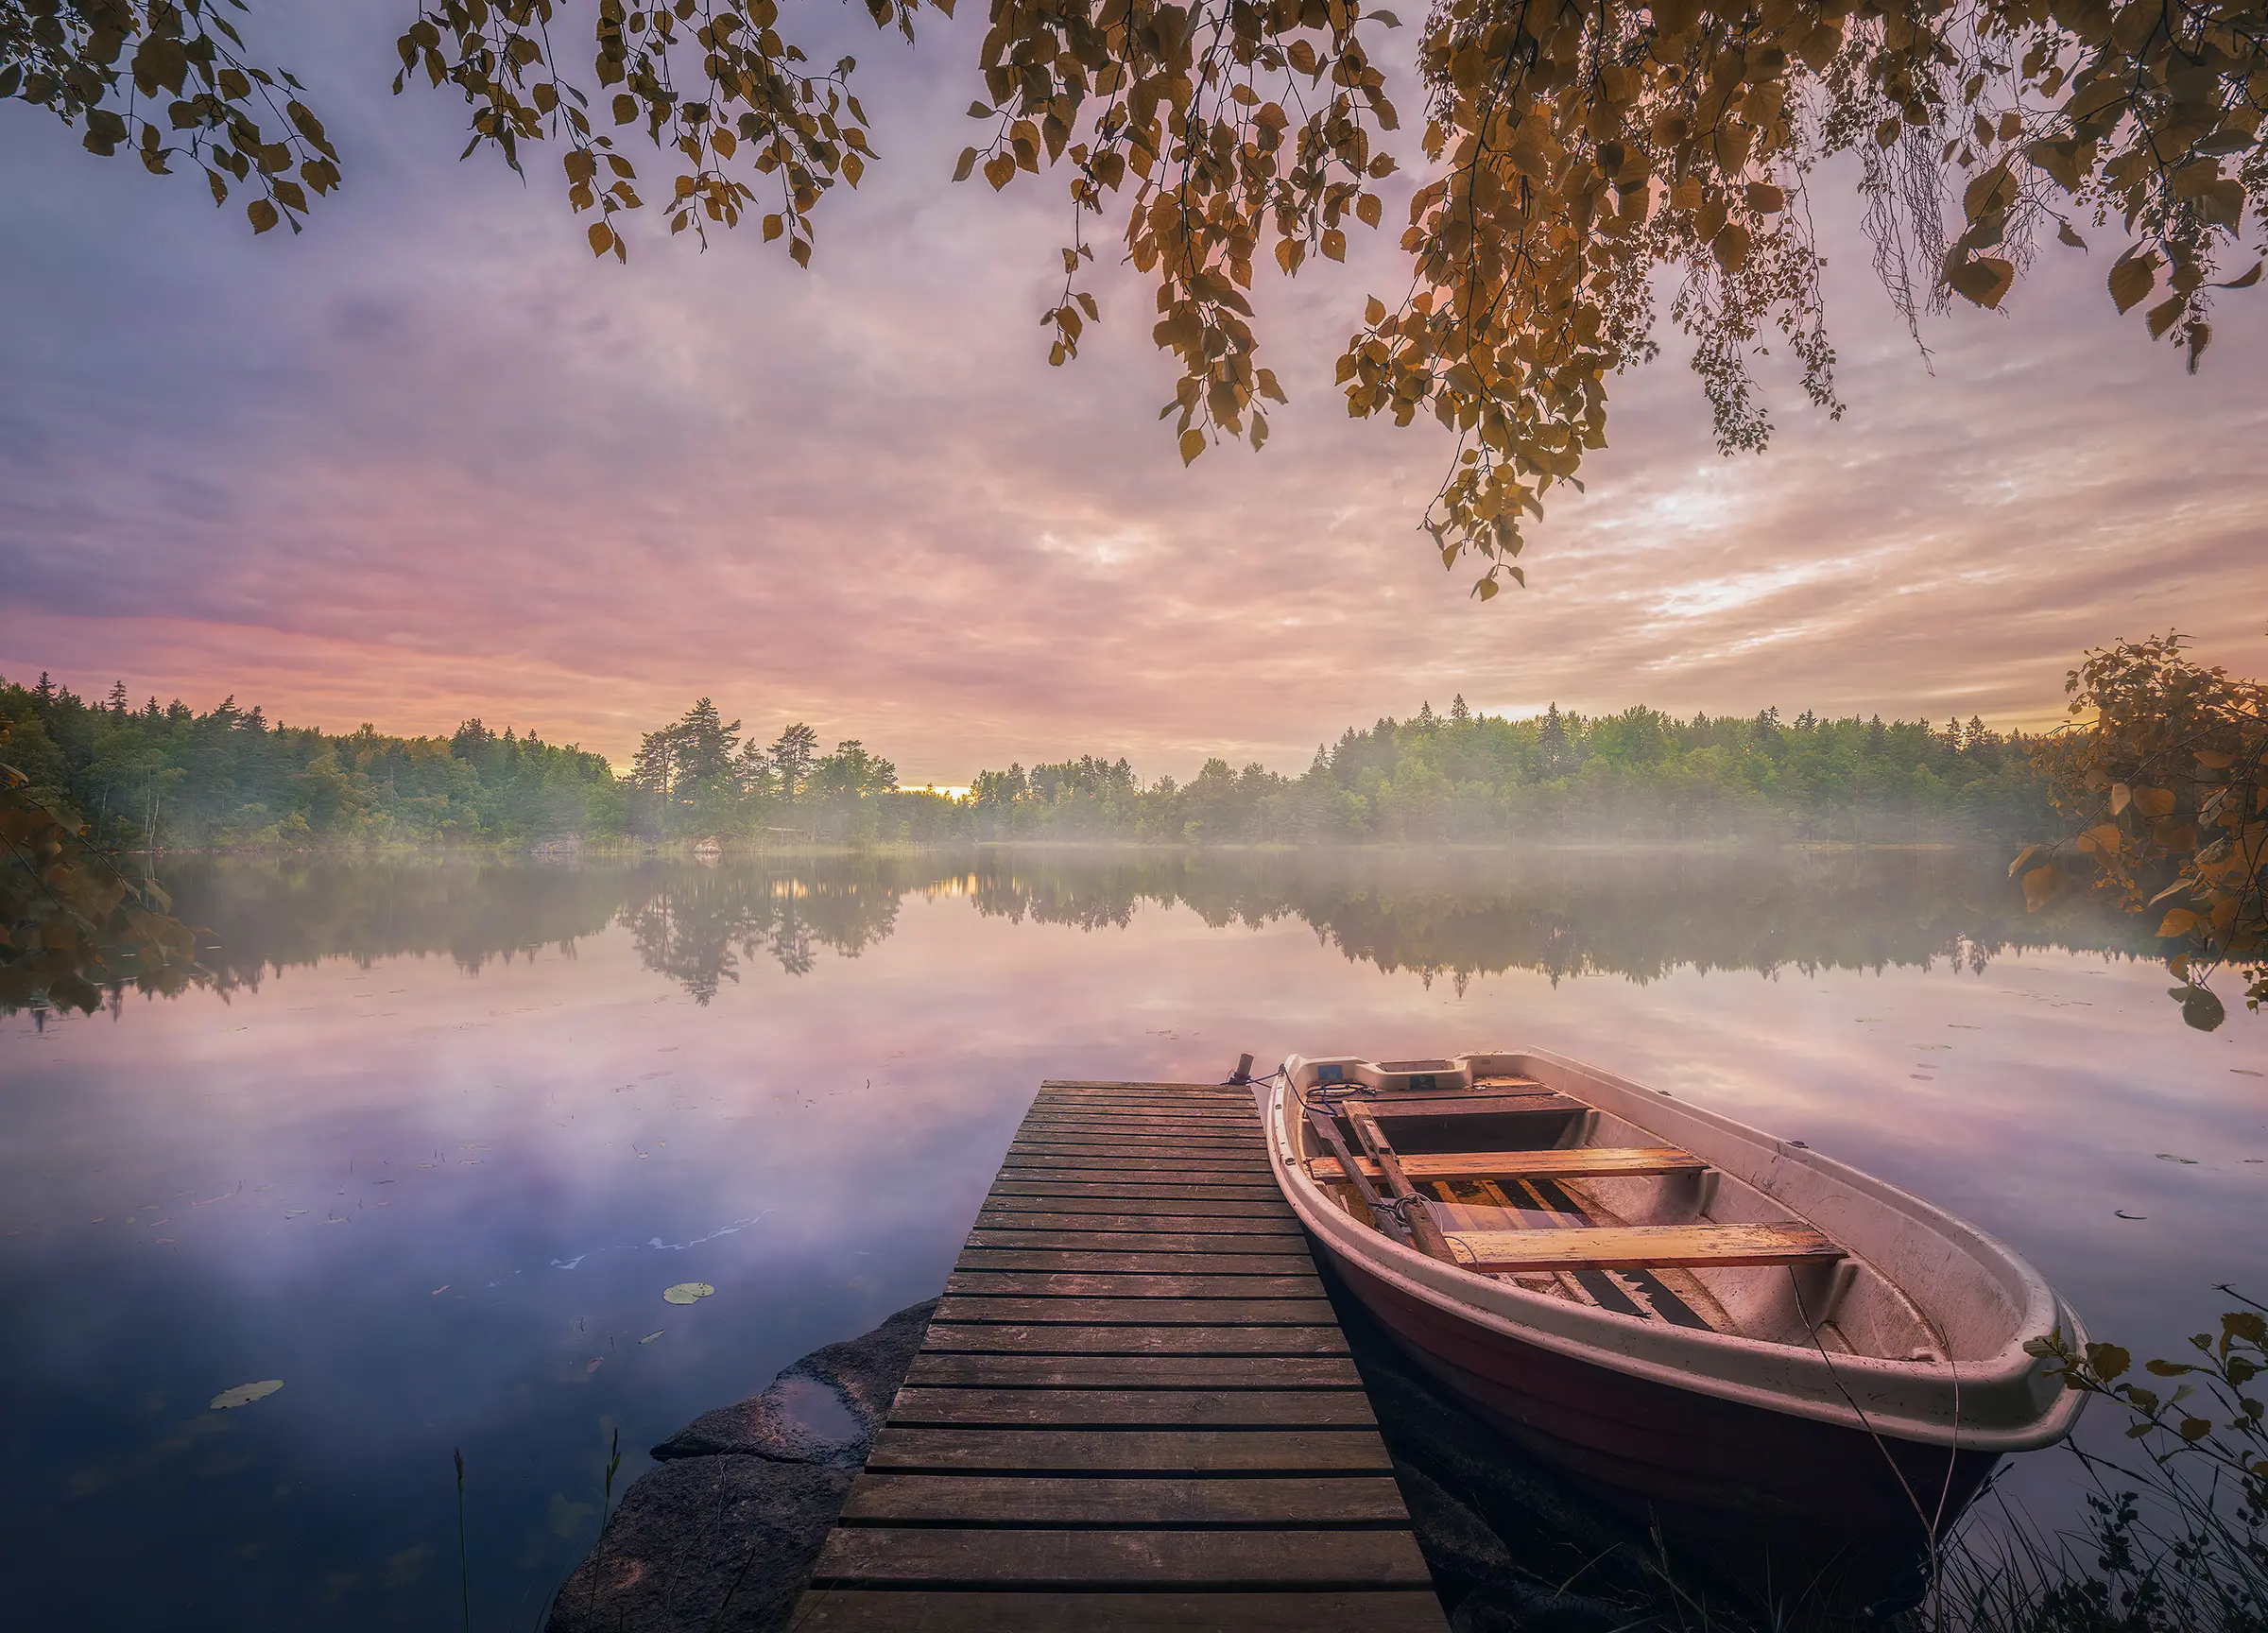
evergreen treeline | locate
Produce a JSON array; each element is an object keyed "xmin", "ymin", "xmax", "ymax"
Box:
[
  {"xmin": 2, "ymin": 674, "xmax": 621, "ymax": 847},
  {"xmin": 4, "ymin": 673, "xmax": 2053, "ymax": 851},
  {"xmin": 967, "ymin": 696, "xmax": 2053, "ymax": 844}
]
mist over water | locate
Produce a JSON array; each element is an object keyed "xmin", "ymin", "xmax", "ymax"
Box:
[{"xmin": 4, "ymin": 848, "xmax": 2262, "ymax": 1629}]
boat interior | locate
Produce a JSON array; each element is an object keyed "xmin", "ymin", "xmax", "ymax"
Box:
[{"xmin": 1294, "ymin": 1055, "xmax": 1963, "ymax": 1363}]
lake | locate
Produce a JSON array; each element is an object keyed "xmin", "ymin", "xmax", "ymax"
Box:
[{"xmin": 4, "ymin": 848, "xmax": 2263, "ymax": 1629}]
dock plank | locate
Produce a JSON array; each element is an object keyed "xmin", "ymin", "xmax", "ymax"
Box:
[
  {"xmin": 916, "ymin": 1323, "xmax": 1349, "ymax": 1356},
  {"xmin": 792, "ymin": 1590, "xmax": 1448, "ymax": 1632},
  {"xmin": 954, "ymin": 1249, "xmax": 1317, "ymax": 1275},
  {"xmin": 935, "ymin": 1297, "xmax": 1340, "ymax": 1325},
  {"xmin": 904, "ymin": 1353, "xmax": 1365, "ymax": 1389},
  {"xmin": 978, "ymin": 1197, "xmax": 1294, "ymax": 1219},
  {"xmin": 840, "ymin": 1473, "xmax": 1409, "ymax": 1525},
  {"xmin": 791, "ymin": 1077, "xmax": 1447, "ymax": 1630},
  {"xmin": 887, "ymin": 1387, "xmax": 1376, "ymax": 1428},
  {"xmin": 944, "ymin": 1271, "xmax": 1325, "ymax": 1298},
  {"xmin": 962, "ymin": 1229, "xmax": 1306, "ymax": 1253},
  {"xmin": 864, "ymin": 1427, "xmax": 1394, "ymax": 1473},
  {"xmin": 809, "ymin": 1527, "xmax": 1434, "ymax": 1588}
]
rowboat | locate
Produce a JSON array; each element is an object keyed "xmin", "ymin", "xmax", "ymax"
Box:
[{"xmin": 1264, "ymin": 1049, "xmax": 2087, "ymax": 1608}]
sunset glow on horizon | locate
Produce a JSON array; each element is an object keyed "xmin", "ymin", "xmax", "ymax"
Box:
[{"xmin": 5, "ymin": 5, "xmax": 2264, "ymax": 782}]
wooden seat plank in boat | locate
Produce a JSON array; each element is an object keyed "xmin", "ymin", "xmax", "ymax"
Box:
[
  {"xmin": 1359, "ymin": 1090, "xmax": 1586, "ymax": 1120},
  {"xmin": 1443, "ymin": 1221, "xmax": 1844, "ymax": 1273},
  {"xmin": 1307, "ymin": 1145, "xmax": 1707, "ymax": 1186}
]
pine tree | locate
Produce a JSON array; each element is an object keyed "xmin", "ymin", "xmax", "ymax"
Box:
[
  {"xmin": 769, "ymin": 723, "xmax": 819, "ymax": 799},
  {"xmin": 1538, "ymin": 703, "xmax": 1569, "ymax": 778},
  {"xmin": 1449, "ymin": 694, "xmax": 1470, "ymax": 724}
]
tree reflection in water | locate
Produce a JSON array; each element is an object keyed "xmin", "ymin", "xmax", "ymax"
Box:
[{"xmin": 141, "ymin": 846, "xmax": 2151, "ymax": 1007}]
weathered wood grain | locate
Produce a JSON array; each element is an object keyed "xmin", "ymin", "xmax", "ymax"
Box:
[
  {"xmin": 954, "ymin": 1249, "xmax": 1316, "ymax": 1276},
  {"xmin": 916, "ymin": 1323, "xmax": 1349, "ymax": 1357},
  {"xmin": 944, "ymin": 1271, "xmax": 1325, "ymax": 1299},
  {"xmin": 904, "ymin": 1352, "xmax": 1365, "ymax": 1388},
  {"xmin": 1445, "ymin": 1220, "xmax": 1845, "ymax": 1271},
  {"xmin": 840, "ymin": 1472, "xmax": 1408, "ymax": 1525},
  {"xmin": 809, "ymin": 1526, "xmax": 1432, "ymax": 1588},
  {"xmin": 885, "ymin": 1388, "xmax": 1376, "ymax": 1429},
  {"xmin": 933, "ymin": 1296, "xmax": 1341, "ymax": 1326},
  {"xmin": 961, "ymin": 1229, "xmax": 1306, "ymax": 1253},
  {"xmin": 791, "ymin": 1590, "xmax": 1449, "ymax": 1631},
  {"xmin": 863, "ymin": 1426, "xmax": 1393, "ymax": 1473}
]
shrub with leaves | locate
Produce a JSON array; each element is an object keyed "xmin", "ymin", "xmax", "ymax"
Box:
[
  {"xmin": 2017, "ymin": 634, "xmax": 2267, "ymax": 1030},
  {"xmin": 2003, "ymin": 1296, "xmax": 2268, "ymax": 1633},
  {"xmin": 0, "ymin": 727, "xmax": 196, "ymax": 1013}
]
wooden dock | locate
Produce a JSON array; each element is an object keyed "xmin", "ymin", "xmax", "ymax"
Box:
[{"xmin": 792, "ymin": 1080, "xmax": 1448, "ymax": 1630}]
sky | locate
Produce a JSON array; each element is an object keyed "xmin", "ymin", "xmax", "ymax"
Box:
[{"xmin": 3, "ymin": 5, "xmax": 2264, "ymax": 784}]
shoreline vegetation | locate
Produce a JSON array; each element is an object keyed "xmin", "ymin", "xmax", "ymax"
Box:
[{"xmin": 4, "ymin": 674, "xmax": 2053, "ymax": 854}]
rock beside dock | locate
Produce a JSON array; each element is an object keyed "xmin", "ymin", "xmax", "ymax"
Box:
[{"xmin": 543, "ymin": 1298, "xmax": 935, "ymax": 1633}]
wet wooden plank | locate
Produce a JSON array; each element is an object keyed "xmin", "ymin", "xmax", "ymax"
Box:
[
  {"xmin": 1446, "ymin": 1220, "xmax": 1845, "ymax": 1271},
  {"xmin": 998, "ymin": 1163, "xmax": 1277, "ymax": 1183},
  {"xmin": 975, "ymin": 1197, "xmax": 1297, "ymax": 1225},
  {"xmin": 917, "ymin": 1323, "xmax": 1350, "ymax": 1357},
  {"xmin": 962, "ymin": 1229, "xmax": 1306, "ymax": 1254},
  {"xmin": 904, "ymin": 1352, "xmax": 1365, "ymax": 1389},
  {"xmin": 810, "ymin": 1527, "xmax": 1433, "ymax": 1588},
  {"xmin": 954, "ymin": 1249, "xmax": 1316, "ymax": 1276},
  {"xmin": 1008, "ymin": 1139, "xmax": 1268, "ymax": 1157},
  {"xmin": 864, "ymin": 1426, "xmax": 1392, "ymax": 1473},
  {"xmin": 840, "ymin": 1473, "xmax": 1409, "ymax": 1525},
  {"xmin": 1005, "ymin": 1150, "xmax": 1272, "ymax": 1170},
  {"xmin": 987, "ymin": 1179, "xmax": 1286, "ymax": 1200},
  {"xmin": 978, "ymin": 1196, "xmax": 1294, "ymax": 1219},
  {"xmin": 944, "ymin": 1271, "xmax": 1325, "ymax": 1299},
  {"xmin": 1021, "ymin": 1125, "xmax": 1270, "ymax": 1134},
  {"xmin": 934, "ymin": 1296, "xmax": 1342, "ymax": 1326},
  {"xmin": 792, "ymin": 1590, "xmax": 1449, "ymax": 1632},
  {"xmin": 1039, "ymin": 1080, "xmax": 1249, "ymax": 1092},
  {"xmin": 886, "ymin": 1388, "xmax": 1375, "ymax": 1429}
]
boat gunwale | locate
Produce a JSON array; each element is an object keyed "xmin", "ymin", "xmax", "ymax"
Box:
[{"xmin": 1267, "ymin": 1047, "xmax": 2088, "ymax": 1453}]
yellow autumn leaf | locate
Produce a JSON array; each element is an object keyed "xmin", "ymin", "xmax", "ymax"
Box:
[
  {"xmin": 2022, "ymin": 863, "xmax": 2064, "ymax": 910},
  {"xmin": 2109, "ymin": 254, "xmax": 2158, "ymax": 315},
  {"xmin": 1948, "ymin": 256, "xmax": 2016, "ymax": 308}
]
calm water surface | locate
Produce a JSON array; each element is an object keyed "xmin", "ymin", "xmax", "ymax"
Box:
[{"xmin": 4, "ymin": 850, "xmax": 2263, "ymax": 1628}]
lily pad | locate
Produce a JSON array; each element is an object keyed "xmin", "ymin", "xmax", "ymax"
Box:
[
  {"xmin": 662, "ymin": 1281, "xmax": 715, "ymax": 1306},
  {"xmin": 211, "ymin": 1380, "xmax": 283, "ymax": 1410}
]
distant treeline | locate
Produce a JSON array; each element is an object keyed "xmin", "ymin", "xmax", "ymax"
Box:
[
  {"xmin": 968, "ymin": 697, "xmax": 2053, "ymax": 845},
  {"xmin": 4, "ymin": 675, "xmax": 2053, "ymax": 851}
]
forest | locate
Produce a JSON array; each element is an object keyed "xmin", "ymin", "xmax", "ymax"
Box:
[{"xmin": 2, "ymin": 673, "xmax": 2053, "ymax": 851}]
